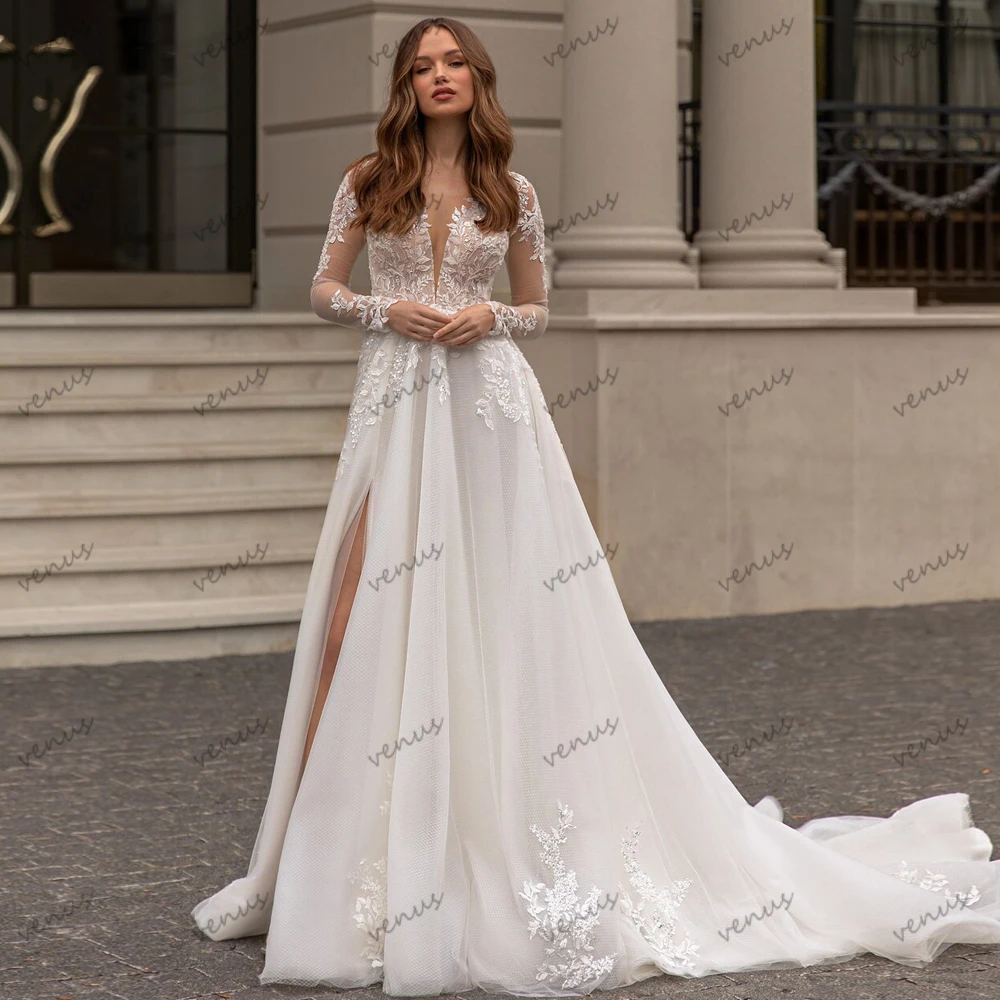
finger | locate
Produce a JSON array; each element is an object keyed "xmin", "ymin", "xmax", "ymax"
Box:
[
  {"xmin": 436, "ymin": 314, "xmax": 474, "ymax": 336},
  {"xmin": 450, "ymin": 330, "xmax": 485, "ymax": 347},
  {"xmin": 414, "ymin": 316, "xmax": 447, "ymax": 335},
  {"xmin": 416, "ymin": 307, "xmax": 451, "ymax": 325}
]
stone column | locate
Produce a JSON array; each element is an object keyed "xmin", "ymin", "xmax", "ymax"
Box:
[
  {"xmin": 694, "ymin": 0, "xmax": 838, "ymax": 287},
  {"xmin": 552, "ymin": 0, "xmax": 695, "ymax": 288}
]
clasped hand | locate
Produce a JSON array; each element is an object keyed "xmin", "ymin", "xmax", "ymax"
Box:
[{"xmin": 386, "ymin": 301, "xmax": 495, "ymax": 346}]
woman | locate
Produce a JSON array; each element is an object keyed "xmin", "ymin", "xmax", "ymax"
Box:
[{"xmin": 193, "ymin": 15, "xmax": 1000, "ymax": 996}]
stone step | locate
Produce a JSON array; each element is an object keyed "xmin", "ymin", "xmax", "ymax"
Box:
[
  {"xmin": 6, "ymin": 559, "xmax": 311, "ymax": 607},
  {"xmin": 0, "ymin": 360, "xmax": 359, "ymax": 400},
  {"xmin": 0, "ymin": 408, "xmax": 347, "ymax": 464},
  {"xmin": 0, "ymin": 589, "xmax": 306, "ymax": 638},
  {"xmin": 0, "ymin": 534, "xmax": 321, "ymax": 576},
  {"xmin": 0, "ymin": 311, "xmax": 355, "ymax": 667},
  {"xmin": 0, "ymin": 456, "xmax": 335, "ymax": 504},
  {"xmin": 0, "ymin": 620, "xmax": 299, "ymax": 669},
  {"xmin": 2, "ymin": 508, "xmax": 325, "ymax": 548}
]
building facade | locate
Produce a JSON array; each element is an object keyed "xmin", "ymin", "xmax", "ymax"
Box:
[{"xmin": 2, "ymin": 0, "xmax": 999, "ymax": 667}]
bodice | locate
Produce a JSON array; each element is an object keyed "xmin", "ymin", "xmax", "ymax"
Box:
[{"xmin": 367, "ymin": 198, "xmax": 511, "ymax": 314}]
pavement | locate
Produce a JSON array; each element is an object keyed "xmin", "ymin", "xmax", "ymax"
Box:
[{"xmin": 2, "ymin": 598, "xmax": 998, "ymax": 1000}]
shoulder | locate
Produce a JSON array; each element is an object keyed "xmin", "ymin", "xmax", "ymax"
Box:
[
  {"xmin": 507, "ymin": 170, "xmax": 537, "ymax": 202},
  {"xmin": 506, "ymin": 171, "xmax": 545, "ymax": 252},
  {"xmin": 337, "ymin": 154, "xmax": 376, "ymax": 200},
  {"xmin": 506, "ymin": 170, "xmax": 542, "ymax": 223}
]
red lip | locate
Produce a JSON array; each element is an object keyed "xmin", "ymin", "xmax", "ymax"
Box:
[{"xmin": 432, "ymin": 88, "xmax": 455, "ymax": 98}]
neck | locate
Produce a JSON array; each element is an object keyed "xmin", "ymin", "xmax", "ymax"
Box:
[{"xmin": 422, "ymin": 115, "xmax": 469, "ymax": 172}]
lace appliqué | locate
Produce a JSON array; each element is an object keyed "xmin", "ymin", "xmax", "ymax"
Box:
[
  {"xmin": 520, "ymin": 801, "xmax": 617, "ymax": 990},
  {"xmin": 348, "ymin": 770, "xmax": 394, "ymax": 968},
  {"xmin": 513, "ymin": 171, "xmax": 547, "ymax": 270},
  {"xmin": 434, "ymin": 201, "xmax": 508, "ymax": 311},
  {"xmin": 618, "ymin": 825, "xmax": 699, "ymax": 973},
  {"xmin": 329, "ymin": 289, "xmax": 395, "ymax": 333},
  {"xmin": 321, "ymin": 169, "xmax": 542, "ymax": 445},
  {"xmin": 313, "ymin": 175, "xmax": 361, "ymax": 283},
  {"xmin": 487, "ymin": 300, "xmax": 540, "ymax": 340},
  {"xmin": 336, "ymin": 335, "xmax": 453, "ymax": 481},
  {"xmin": 475, "ymin": 338, "xmax": 532, "ymax": 432},
  {"xmin": 892, "ymin": 860, "xmax": 982, "ymax": 907},
  {"xmin": 348, "ymin": 855, "xmax": 388, "ymax": 969}
]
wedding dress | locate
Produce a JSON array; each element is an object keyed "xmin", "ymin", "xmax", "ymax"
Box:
[{"xmin": 192, "ymin": 166, "xmax": 1000, "ymax": 995}]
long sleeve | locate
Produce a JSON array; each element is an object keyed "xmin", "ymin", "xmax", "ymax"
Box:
[
  {"xmin": 310, "ymin": 170, "xmax": 402, "ymax": 333},
  {"xmin": 486, "ymin": 176, "xmax": 549, "ymax": 341}
]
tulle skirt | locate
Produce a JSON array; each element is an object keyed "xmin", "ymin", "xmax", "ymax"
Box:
[{"xmin": 192, "ymin": 330, "xmax": 1000, "ymax": 995}]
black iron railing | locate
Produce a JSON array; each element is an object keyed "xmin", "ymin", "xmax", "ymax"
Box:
[{"xmin": 677, "ymin": 99, "xmax": 1000, "ymax": 303}]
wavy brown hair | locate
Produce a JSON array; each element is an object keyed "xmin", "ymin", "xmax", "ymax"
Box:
[{"xmin": 342, "ymin": 17, "xmax": 520, "ymax": 238}]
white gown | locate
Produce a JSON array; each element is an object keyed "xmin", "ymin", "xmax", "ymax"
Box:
[{"xmin": 192, "ymin": 164, "xmax": 1000, "ymax": 995}]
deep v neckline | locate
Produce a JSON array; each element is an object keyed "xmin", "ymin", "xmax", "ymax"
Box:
[{"xmin": 421, "ymin": 195, "xmax": 476, "ymax": 303}]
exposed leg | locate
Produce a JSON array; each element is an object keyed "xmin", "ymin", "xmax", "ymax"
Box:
[{"xmin": 301, "ymin": 490, "xmax": 370, "ymax": 771}]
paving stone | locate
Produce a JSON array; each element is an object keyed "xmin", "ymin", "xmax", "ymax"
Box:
[{"xmin": 1, "ymin": 600, "xmax": 998, "ymax": 999}]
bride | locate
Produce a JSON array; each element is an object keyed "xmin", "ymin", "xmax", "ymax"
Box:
[{"xmin": 192, "ymin": 15, "xmax": 1000, "ymax": 996}]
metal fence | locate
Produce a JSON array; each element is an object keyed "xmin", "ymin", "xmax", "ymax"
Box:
[{"xmin": 678, "ymin": 100, "xmax": 1000, "ymax": 303}]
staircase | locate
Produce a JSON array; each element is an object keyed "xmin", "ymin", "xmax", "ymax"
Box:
[{"xmin": 0, "ymin": 311, "xmax": 361, "ymax": 668}]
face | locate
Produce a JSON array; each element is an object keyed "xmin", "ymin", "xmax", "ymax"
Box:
[{"xmin": 410, "ymin": 27, "xmax": 474, "ymax": 120}]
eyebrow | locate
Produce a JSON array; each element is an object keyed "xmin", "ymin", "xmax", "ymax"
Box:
[{"xmin": 414, "ymin": 49, "xmax": 464, "ymax": 63}]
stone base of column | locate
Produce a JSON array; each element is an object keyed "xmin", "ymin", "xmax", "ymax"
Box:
[
  {"xmin": 553, "ymin": 225, "xmax": 697, "ymax": 289},
  {"xmin": 694, "ymin": 229, "xmax": 840, "ymax": 289},
  {"xmin": 546, "ymin": 286, "xmax": 915, "ymax": 320}
]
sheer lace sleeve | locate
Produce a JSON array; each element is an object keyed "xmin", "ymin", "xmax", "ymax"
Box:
[
  {"xmin": 486, "ymin": 174, "xmax": 549, "ymax": 341},
  {"xmin": 310, "ymin": 168, "xmax": 401, "ymax": 333}
]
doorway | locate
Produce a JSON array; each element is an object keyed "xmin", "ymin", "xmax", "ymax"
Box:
[{"xmin": 0, "ymin": 0, "xmax": 257, "ymax": 308}]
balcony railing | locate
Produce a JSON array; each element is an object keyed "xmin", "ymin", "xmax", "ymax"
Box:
[{"xmin": 679, "ymin": 100, "xmax": 1000, "ymax": 303}]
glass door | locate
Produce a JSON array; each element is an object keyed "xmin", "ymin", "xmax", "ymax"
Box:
[{"xmin": 0, "ymin": 0, "xmax": 257, "ymax": 308}]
